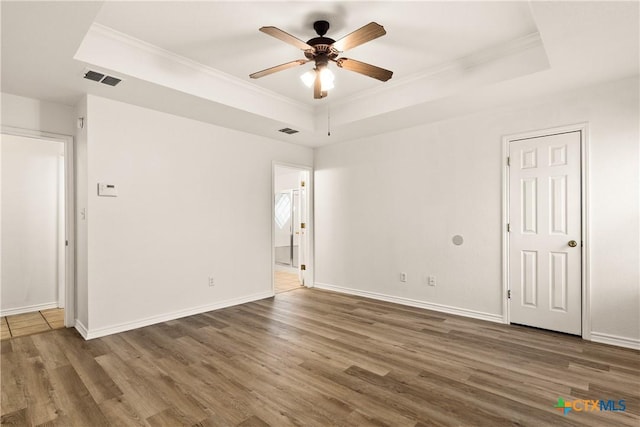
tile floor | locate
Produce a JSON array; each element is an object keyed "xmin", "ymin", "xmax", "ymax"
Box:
[
  {"xmin": 274, "ymin": 270, "xmax": 302, "ymax": 293},
  {"xmin": 1, "ymin": 308, "xmax": 64, "ymax": 340}
]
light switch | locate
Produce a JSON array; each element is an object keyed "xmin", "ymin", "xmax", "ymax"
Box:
[{"xmin": 97, "ymin": 183, "xmax": 118, "ymax": 197}]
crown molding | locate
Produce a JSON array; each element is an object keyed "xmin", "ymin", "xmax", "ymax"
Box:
[
  {"xmin": 89, "ymin": 23, "xmax": 311, "ymax": 113},
  {"xmin": 322, "ymin": 31, "xmax": 549, "ymax": 127},
  {"xmin": 75, "ymin": 23, "xmax": 315, "ymax": 132},
  {"xmin": 330, "ymin": 32, "xmax": 546, "ymax": 110}
]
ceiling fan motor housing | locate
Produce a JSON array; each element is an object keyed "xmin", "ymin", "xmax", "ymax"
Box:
[
  {"xmin": 305, "ymin": 20, "xmax": 339, "ymax": 61},
  {"xmin": 313, "ymin": 20, "xmax": 330, "ymax": 36}
]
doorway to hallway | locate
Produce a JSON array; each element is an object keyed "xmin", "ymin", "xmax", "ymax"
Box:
[
  {"xmin": 273, "ymin": 163, "xmax": 312, "ymax": 294},
  {"xmin": 1, "ymin": 129, "xmax": 75, "ymax": 326}
]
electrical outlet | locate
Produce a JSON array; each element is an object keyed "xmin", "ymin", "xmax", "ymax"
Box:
[
  {"xmin": 428, "ymin": 276, "xmax": 436, "ymax": 286},
  {"xmin": 208, "ymin": 277, "xmax": 215, "ymax": 287},
  {"xmin": 400, "ymin": 272, "xmax": 407, "ymax": 282}
]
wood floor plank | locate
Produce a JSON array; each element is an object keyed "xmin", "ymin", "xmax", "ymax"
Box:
[
  {"xmin": 94, "ymin": 353, "xmax": 169, "ymax": 419},
  {"xmin": 1, "ymin": 288, "xmax": 638, "ymax": 426},
  {"xmin": 21, "ymin": 355, "xmax": 58, "ymax": 425},
  {"xmin": 0, "ymin": 352, "xmax": 27, "ymax": 419},
  {"xmin": 0, "ymin": 408, "xmax": 27, "ymax": 426},
  {"xmin": 46, "ymin": 363, "xmax": 111, "ymax": 426},
  {"xmin": 55, "ymin": 332, "xmax": 123, "ymax": 404},
  {"xmin": 126, "ymin": 356, "xmax": 209, "ymax": 424},
  {"xmin": 30, "ymin": 333, "xmax": 70, "ymax": 370},
  {"xmin": 98, "ymin": 395, "xmax": 150, "ymax": 427}
]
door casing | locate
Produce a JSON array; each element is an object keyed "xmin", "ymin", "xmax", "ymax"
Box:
[{"xmin": 502, "ymin": 123, "xmax": 590, "ymax": 339}]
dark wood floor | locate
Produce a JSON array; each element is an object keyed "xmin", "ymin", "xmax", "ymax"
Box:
[{"xmin": 1, "ymin": 288, "xmax": 638, "ymax": 426}]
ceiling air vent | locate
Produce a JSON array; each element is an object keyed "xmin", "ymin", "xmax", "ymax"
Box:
[
  {"xmin": 278, "ymin": 128, "xmax": 299, "ymax": 135},
  {"xmin": 84, "ymin": 70, "xmax": 104, "ymax": 82},
  {"xmin": 83, "ymin": 69, "xmax": 122, "ymax": 87},
  {"xmin": 101, "ymin": 76, "xmax": 122, "ymax": 86}
]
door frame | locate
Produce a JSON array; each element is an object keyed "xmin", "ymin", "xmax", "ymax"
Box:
[
  {"xmin": 272, "ymin": 162, "xmax": 314, "ymax": 293},
  {"xmin": 1, "ymin": 126, "xmax": 76, "ymax": 327},
  {"xmin": 501, "ymin": 123, "xmax": 590, "ymax": 339}
]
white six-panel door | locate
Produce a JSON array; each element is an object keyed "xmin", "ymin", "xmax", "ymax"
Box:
[{"xmin": 509, "ymin": 131, "xmax": 582, "ymax": 335}]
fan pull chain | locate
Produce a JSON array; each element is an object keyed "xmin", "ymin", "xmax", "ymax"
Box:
[{"xmin": 327, "ymin": 105, "xmax": 331, "ymax": 136}]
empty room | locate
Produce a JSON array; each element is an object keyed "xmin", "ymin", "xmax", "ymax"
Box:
[{"xmin": 1, "ymin": 1, "xmax": 638, "ymax": 426}]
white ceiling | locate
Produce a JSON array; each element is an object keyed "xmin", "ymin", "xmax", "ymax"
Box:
[
  {"xmin": 2, "ymin": 1, "xmax": 638, "ymax": 147},
  {"xmin": 93, "ymin": 1, "xmax": 537, "ymax": 103}
]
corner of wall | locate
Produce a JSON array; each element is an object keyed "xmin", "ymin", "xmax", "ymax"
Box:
[{"xmin": 74, "ymin": 95, "xmax": 89, "ymax": 328}]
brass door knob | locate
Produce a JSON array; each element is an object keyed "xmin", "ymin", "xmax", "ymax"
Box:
[{"xmin": 568, "ymin": 240, "xmax": 577, "ymax": 247}]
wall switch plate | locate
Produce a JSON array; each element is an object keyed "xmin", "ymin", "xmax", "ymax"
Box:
[
  {"xmin": 208, "ymin": 277, "xmax": 215, "ymax": 287},
  {"xmin": 428, "ymin": 276, "xmax": 436, "ymax": 286},
  {"xmin": 400, "ymin": 272, "xmax": 407, "ymax": 282}
]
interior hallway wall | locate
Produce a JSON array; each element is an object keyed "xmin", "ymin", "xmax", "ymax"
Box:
[
  {"xmin": 314, "ymin": 76, "xmax": 640, "ymax": 347},
  {"xmin": 1, "ymin": 134, "xmax": 64, "ymax": 314}
]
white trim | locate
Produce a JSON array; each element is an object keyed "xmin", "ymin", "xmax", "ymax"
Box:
[
  {"xmin": 501, "ymin": 123, "xmax": 589, "ymax": 338},
  {"xmin": 1, "ymin": 126, "xmax": 76, "ymax": 328},
  {"xmin": 314, "ymin": 282, "xmax": 503, "ymax": 324},
  {"xmin": 74, "ymin": 319, "xmax": 89, "ymax": 339},
  {"xmin": 501, "ymin": 137, "xmax": 510, "ymax": 325},
  {"xmin": 272, "ymin": 162, "xmax": 315, "ymax": 294},
  {"xmin": 0, "ymin": 302, "xmax": 59, "ymax": 317},
  {"xmin": 78, "ymin": 291, "xmax": 274, "ymax": 340},
  {"xmin": 57, "ymin": 153, "xmax": 66, "ymax": 308},
  {"xmin": 590, "ymin": 332, "xmax": 640, "ymax": 351}
]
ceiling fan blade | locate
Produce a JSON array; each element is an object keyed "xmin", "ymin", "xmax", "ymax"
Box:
[
  {"xmin": 336, "ymin": 58, "xmax": 393, "ymax": 81},
  {"xmin": 332, "ymin": 22, "xmax": 386, "ymax": 52},
  {"xmin": 314, "ymin": 72, "xmax": 322, "ymax": 99},
  {"xmin": 259, "ymin": 26, "xmax": 314, "ymax": 51},
  {"xmin": 249, "ymin": 60, "xmax": 309, "ymax": 79}
]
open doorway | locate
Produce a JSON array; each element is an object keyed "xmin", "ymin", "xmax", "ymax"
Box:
[
  {"xmin": 1, "ymin": 129, "xmax": 74, "ymax": 337},
  {"xmin": 273, "ymin": 163, "xmax": 312, "ymax": 294}
]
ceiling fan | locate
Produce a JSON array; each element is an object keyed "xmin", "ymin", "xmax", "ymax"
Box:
[{"xmin": 249, "ymin": 20, "xmax": 393, "ymax": 99}]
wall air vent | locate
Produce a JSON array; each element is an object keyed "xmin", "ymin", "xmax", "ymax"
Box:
[
  {"xmin": 83, "ymin": 69, "xmax": 123, "ymax": 87},
  {"xmin": 278, "ymin": 128, "xmax": 299, "ymax": 135}
]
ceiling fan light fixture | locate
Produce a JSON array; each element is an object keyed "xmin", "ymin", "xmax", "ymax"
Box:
[
  {"xmin": 300, "ymin": 67, "xmax": 335, "ymax": 91},
  {"xmin": 300, "ymin": 70, "xmax": 315, "ymax": 87},
  {"xmin": 319, "ymin": 67, "xmax": 335, "ymax": 91}
]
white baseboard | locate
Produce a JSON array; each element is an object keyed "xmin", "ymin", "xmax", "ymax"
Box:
[
  {"xmin": 314, "ymin": 282, "xmax": 504, "ymax": 324},
  {"xmin": 590, "ymin": 331, "xmax": 640, "ymax": 350},
  {"xmin": 78, "ymin": 291, "xmax": 275, "ymax": 340},
  {"xmin": 74, "ymin": 319, "xmax": 89, "ymax": 339},
  {"xmin": 0, "ymin": 301, "xmax": 58, "ymax": 317}
]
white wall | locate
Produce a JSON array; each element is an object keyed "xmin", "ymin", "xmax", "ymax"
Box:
[
  {"xmin": 1, "ymin": 93, "xmax": 75, "ymax": 136},
  {"xmin": 275, "ymin": 169, "xmax": 301, "ymax": 192},
  {"xmin": 314, "ymin": 76, "xmax": 640, "ymax": 346},
  {"xmin": 79, "ymin": 95, "xmax": 313, "ymax": 337},
  {"xmin": 1, "ymin": 134, "xmax": 64, "ymax": 314}
]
